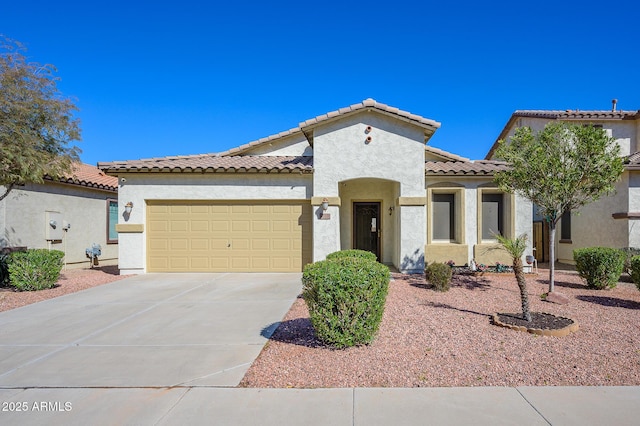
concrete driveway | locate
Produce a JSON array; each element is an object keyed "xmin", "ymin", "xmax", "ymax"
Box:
[{"xmin": 0, "ymin": 273, "xmax": 302, "ymax": 388}]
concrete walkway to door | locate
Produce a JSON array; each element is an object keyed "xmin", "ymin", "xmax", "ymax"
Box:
[{"xmin": 0, "ymin": 273, "xmax": 302, "ymax": 388}]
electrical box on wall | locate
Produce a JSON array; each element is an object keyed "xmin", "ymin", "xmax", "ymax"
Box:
[{"xmin": 45, "ymin": 211, "xmax": 64, "ymax": 241}]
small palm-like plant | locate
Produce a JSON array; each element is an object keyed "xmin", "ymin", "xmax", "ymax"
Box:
[{"xmin": 495, "ymin": 233, "xmax": 531, "ymax": 322}]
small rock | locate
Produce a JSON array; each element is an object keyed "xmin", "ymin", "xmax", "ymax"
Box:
[{"xmin": 546, "ymin": 291, "xmax": 570, "ymax": 305}]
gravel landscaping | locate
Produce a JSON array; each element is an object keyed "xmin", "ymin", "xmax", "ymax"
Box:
[
  {"xmin": 240, "ymin": 269, "xmax": 640, "ymax": 388},
  {"xmin": 0, "ymin": 266, "xmax": 130, "ymax": 312}
]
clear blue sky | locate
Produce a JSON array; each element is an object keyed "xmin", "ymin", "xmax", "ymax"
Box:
[{"xmin": 4, "ymin": 1, "xmax": 639, "ymax": 165}]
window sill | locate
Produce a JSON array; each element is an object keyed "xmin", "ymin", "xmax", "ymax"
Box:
[{"xmin": 559, "ymin": 239, "xmax": 572, "ymax": 244}]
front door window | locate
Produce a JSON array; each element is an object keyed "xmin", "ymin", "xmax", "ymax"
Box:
[{"xmin": 353, "ymin": 202, "xmax": 381, "ymax": 260}]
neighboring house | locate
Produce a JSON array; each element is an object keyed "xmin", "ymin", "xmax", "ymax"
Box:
[
  {"xmin": 99, "ymin": 99, "xmax": 532, "ymax": 275},
  {"xmin": 0, "ymin": 163, "xmax": 119, "ymax": 268},
  {"xmin": 486, "ymin": 105, "xmax": 640, "ymax": 264}
]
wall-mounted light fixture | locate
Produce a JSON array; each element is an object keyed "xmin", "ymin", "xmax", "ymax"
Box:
[
  {"xmin": 125, "ymin": 202, "xmax": 134, "ymax": 214},
  {"xmin": 321, "ymin": 198, "xmax": 329, "ymax": 211},
  {"xmin": 389, "ymin": 207, "xmax": 394, "ymax": 216},
  {"xmin": 365, "ymin": 136, "xmax": 372, "ymax": 144}
]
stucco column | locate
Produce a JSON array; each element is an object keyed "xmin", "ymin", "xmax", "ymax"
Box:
[
  {"xmin": 312, "ymin": 203, "xmax": 341, "ymax": 262},
  {"xmin": 398, "ymin": 204, "xmax": 426, "ymax": 273}
]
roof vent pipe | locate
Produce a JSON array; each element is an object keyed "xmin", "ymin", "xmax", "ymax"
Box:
[{"xmin": 612, "ymin": 99, "xmax": 618, "ymax": 112}]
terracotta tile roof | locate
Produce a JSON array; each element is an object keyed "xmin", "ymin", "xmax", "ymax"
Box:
[
  {"xmin": 425, "ymin": 146, "xmax": 470, "ymax": 162},
  {"xmin": 218, "ymin": 98, "xmax": 441, "ymax": 156},
  {"xmin": 218, "ymin": 127, "xmax": 302, "ymax": 156},
  {"xmin": 425, "ymin": 160, "xmax": 509, "ymax": 176},
  {"xmin": 299, "ymin": 98, "xmax": 441, "ymax": 130},
  {"xmin": 487, "ymin": 108, "xmax": 640, "ymax": 160},
  {"xmin": 45, "ymin": 163, "xmax": 118, "ymax": 192},
  {"xmin": 98, "ymin": 155, "xmax": 313, "ymax": 174},
  {"xmin": 508, "ymin": 110, "xmax": 640, "ymax": 121},
  {"xmin": 625, "ymin": 152, "xmax": 640, "ymax": 170}
]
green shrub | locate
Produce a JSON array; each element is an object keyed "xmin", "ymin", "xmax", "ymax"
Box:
[
  {"xmin": 425, "ymin": 262, "xmax": 452, "ymax": 291},
  {"xmin": 0, "ymin": 253, "xmax": 9, "ymax": 286},
  {"xmin": 573, "ymin": 247, "xmax": 625, "ymax": 290},
  {"xmin": 6, "ymin": 249, "xmax": 65, "ymax": 291},
  {"xmin": 302, "ymin": 257, "xmax": 390, "ymax": 348},
  {"xmin": 629, "ymin": 256, "xmax": 640, "ymax": 290},
  {"xmin": 325, "ymin": 249, "xmax": 377, "ymax": 262},
  {"xmin": 620, "ymin": 247, "xmax": 640, "ymax": 274}
]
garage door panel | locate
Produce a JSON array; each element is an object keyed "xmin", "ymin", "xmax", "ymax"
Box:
[
  {"xmin": 191, "ymin": 239, "xmax": 209, "ymax": 250},
  {"xmin": 190, "ymin": 257, "xmax": 209, "ymax": 269},
  {"xmin": 170, "ymin": 221, "xmax": 188, "ymax": 232},
  {"xmin": 170, "ymin": 206, "xmax": 189, "ymax": 214},
  {"xmin": 147, "ymin": 201, "xmax": 311, "ymax": 272},
  {"xmin": 170, "ymin": 239, "xmax": 188, "ymax": 250},
  {"xmin": 191, "ymin": 221, "xmax": 209, "ymax": 232},
  {"xmin": 251, "ymin": 239, "xmax": 270, "ymax": 250},
  {"xmin": 252, "ymin": 221, "xmax": 270, "ymax": 232},
  {"xmin": 211, "ymin": 221, "xmax": 229, "ymax": 231}
]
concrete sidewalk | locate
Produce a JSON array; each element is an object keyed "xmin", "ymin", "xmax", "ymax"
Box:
[{"xmin": 0, "ymin": 386, "xmax": 638, "ymax": 425}]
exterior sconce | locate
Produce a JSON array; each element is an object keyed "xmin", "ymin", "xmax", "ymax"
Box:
[
  {"xmin": 125, "ymin": 202, "xmax": 134, "ymax": 214},
  {"xmin": 388, "ymin": 207, "xmax": 394, "ymax": 216},
  {"xmin": 365, "ymin": 136, "xmax": 372, "ymax": 144},
  {"xmin": 321, "ymin": 198, "xmax": 329, "ymax": 211}
]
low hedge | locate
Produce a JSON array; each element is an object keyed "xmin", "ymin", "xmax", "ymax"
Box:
[
  {"xmin": 573, "ymin": 247, "xmax": 624, "ymax": 290},
  {"xmin": 426, "ymin": 262, "xmax": 452, "ymax": 291},
  {"xmin": 620, "ymin": 247, "xmax": 640, "ymax": 275},
  {"xmin": 325, "ymin": 249, "xmax": 377, "ymax": 262},
  {"xmin": 5, "ymin": 249, "xmax": 65, "ymax": 291},
  {"xmin": 629, "ymin": 255, "xmax": 640, "ymax": 290},
  {"xmin": 302, "ymin": 257, "xmax": 390, "ymax": 348}
]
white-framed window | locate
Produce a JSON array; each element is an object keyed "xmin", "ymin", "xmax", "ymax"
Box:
[{"xmin": 107, "ymin": 199, "xmax": 118, "ymax": 244}]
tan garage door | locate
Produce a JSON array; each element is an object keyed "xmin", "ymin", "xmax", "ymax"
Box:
[{"xmin": 147, "ymin": 201, "xmax": 312, "ymax": 272}]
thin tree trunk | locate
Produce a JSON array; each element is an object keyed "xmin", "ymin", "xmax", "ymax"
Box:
[
  {"xmin": 0, "ymin": 183, "xmax": 15, "ymax": 202},
  {"xmin": 513, "ymin": 259, "xmax": 531, "ymax": 322},
  {"xmin": 548, "ymin": 220, "xmax": 556, "ymax": 293}
]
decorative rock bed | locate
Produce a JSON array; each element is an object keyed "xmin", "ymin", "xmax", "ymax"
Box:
[{"xmin": 492, "ymin": 312, "xmax": 579, "ymax": 337}]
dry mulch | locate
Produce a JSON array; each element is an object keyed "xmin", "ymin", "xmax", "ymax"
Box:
[
  {"xmin": 0, "ymin": 265, "xmax": 130, "ymax": 312},
  {"xmin": 240, "ymin": 270, "xmax": 640, "ymax": 388}
]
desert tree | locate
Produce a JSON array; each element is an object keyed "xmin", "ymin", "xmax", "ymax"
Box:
[
  {"xmin": 0, "ymin": 37, "xmax": 81, "ymax": 202},
  {"xmin": 494, "ymin": 122, "xmax": 624, "ymax": 292}
]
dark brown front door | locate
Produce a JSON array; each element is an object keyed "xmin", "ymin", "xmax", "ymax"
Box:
[{"xmin": 353, "ymin": 202, "xmax": 381, "ymax": 260}]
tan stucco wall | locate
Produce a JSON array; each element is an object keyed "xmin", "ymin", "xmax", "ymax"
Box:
[
  {"xmin": 556, "ymin": 173, "xmax": 630, "ymax": 263},
  {"xmin": 311, "ymin": 112, "xmax": 429, "ymax": 272},
  {"xmin": 425, "ymin": 177, "xmax": 533, "ymax": 267},
  {"xmin": 628, "ymin": 172, "xmax": 640, "ymax": 248},
  {"xmin": 116, "ymin": 173, "xmax": 312, "ymax": 274},
  {"xmin": 425, "ymin": 244, "xmax": 469, "ymax": 266},
  {"xmin": 0, "ymin": 183, "xmax": 118, "ymax": 268},
  {"xmin": 338, "ymin": 178, "xmax": 398, "ymax": 264},
  {"xmin": 501, "ymin": 117, "xmax": 635, "ymax": 157}
]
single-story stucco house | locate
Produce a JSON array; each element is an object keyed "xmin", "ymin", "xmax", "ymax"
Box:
[
  {"xmin": 0, "ymin": 163, "xmax": 119, "ymax": 268},
  {"xmin": 99, "ymin": 99, "xmax": 533, "ymax": 275},
  {"xmin": 487, "ymin": 104, "xmax": 640, "ymax": 264}
]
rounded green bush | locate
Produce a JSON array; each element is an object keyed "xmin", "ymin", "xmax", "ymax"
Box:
[
  {"xmin": 629, "ymin": 255, "xmax": 640, "ymax": 291},
  {"xmin": 6, "ymin": 249, "xmax": 65, "ymax": 291},
  {"xmin": 302, "ymin": 257, "xmax": 390, "ymax": 348},
  {"xmin": 425, "ymin": 262, "xmax": 452, "ymax": 292},
  {"xmin": 573, "ymin": 247, "xmax": 625, "ymax": 290},
  {"xmin": 620, "ymin": 247, "xmax": 640, "ymax": 275},
  {"xmin": 325, "ymin": 249, "xmax": 377, "ymax": 262}
]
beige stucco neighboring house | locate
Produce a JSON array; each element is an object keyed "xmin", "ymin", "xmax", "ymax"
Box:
[
  {"xmin": 486, "ymin": 105, "xmax": 640, "ymax": 264},
  {"xmin": 99, "ymin": 99, "xmax": 533, "ymax": 275},
  {"xmin": 0, "ymin": 163, "xmax": 119, "ymax": 268}
]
